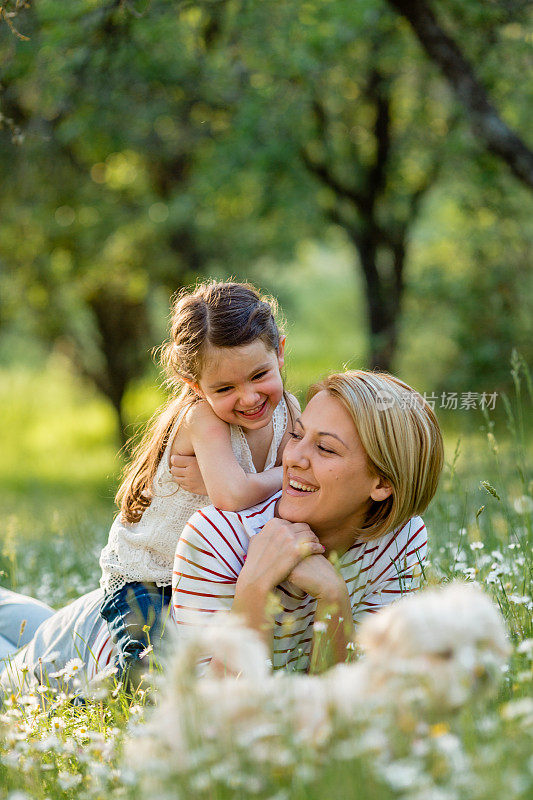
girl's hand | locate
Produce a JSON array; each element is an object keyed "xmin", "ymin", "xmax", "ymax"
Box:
[
  {"xmin": 170, "ymin": 454, "xmax": 207, "ymax": 496},
  {"xmin": 288, "ymin": 555, "xmax": 348, "ymax": 602},
  {"xmin": 238, "ymin": 519, "xmax": 325, "ymax": 594}
]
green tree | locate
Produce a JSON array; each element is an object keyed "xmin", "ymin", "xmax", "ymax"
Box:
[
  {"xmin": 1, "ymin": 0, "xmax": 532, "ymax": 430},
  {"xmin": 1, "ymin": 0, "xmax": 302, "ymax": 442},
  {"xmin": 386, "ymin": 0, "xmax": 533, "ymax": 189}
]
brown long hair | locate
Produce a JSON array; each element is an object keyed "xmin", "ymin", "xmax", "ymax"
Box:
[{"xmin": 117, "ymin": 281, "xmax": 284, "ymax": 523}]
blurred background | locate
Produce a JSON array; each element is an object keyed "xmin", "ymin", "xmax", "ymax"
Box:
[{"xmin": 0, "ymin": 1, "xmax": 532, "ymax": 598}]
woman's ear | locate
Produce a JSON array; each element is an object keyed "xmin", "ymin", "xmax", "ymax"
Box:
[
  {"xmin": 370, "ymin": 478, "xmax": 393, "ymax": 503},
  {"xmin": 182, "ymin": 377, "xmax": 204, "ymax": 398},
  {"xmin": 277, "ymin": 335, "xmax": 286, "ymax": 369}
]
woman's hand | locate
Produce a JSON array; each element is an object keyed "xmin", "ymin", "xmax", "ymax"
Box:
[
  {"xmin": 289, "ymin": 556, "xmax": 354, "ymax": 673},
  {"xmin": 232, "ymin": 519, "xmax": 325, "ymax": 647},
  {"xmin": 288, "ymin": 554, "xmax": 348, "ymax": 602},
  {"xmin": 170, "ymin": 454, "xmax": 207, "ymax": 496},
  {"xmin": 237, "ymin": 519, "xmax": 325, "ymax": 596}
]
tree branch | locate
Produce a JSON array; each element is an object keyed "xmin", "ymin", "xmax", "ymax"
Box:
[
  {"xmin": 363, "ymin": 68, "xmax": 392, "ymax": 202},
  {"xmin": 407, "ymin": 154, "xmax": 440, "ymax": 225},
  {"xmin": 300, "ymin": 146, "xmax": 368, "ymax": 210},
  {"xmin": 386, "ymin": 0, "xmax": 533, "ymax": 189}
]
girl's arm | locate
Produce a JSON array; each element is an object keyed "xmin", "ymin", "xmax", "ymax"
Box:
[{"xmin": 171, "ymin": 401, "xmax": 282, "ymax": 511}]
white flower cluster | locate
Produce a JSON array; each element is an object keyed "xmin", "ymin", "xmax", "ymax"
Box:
[
  {"xmin": 0, "ymin": 684, "xmax": 129, "ymax": 799},
  {"xmin": 125, "ymin": 582, "xmax": 512, "ymax": 798}
]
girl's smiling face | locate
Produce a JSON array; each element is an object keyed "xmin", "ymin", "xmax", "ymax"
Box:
[
  {"xmin": 277, "ymin": 390, "xmax": 392, "ymax": 549},
  {"xmin": 195, "ymin": 338, "xmax": 285, "ymax": 429}
]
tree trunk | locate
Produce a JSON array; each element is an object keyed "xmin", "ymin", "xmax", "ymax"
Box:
[
  {"xmin": 354, "ymin": 233, "xmax": 403, "ymax": 371},
  {"xmin": 112, "ymin": 398, "xmax": 128, "ymax": 452},
  {"xmin": 83, "ymin": 291, "xmax": 151, "ymax": 448}
]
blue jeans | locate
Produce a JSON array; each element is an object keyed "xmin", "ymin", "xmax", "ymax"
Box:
[
  {"xmin": 100, "ymin": 582, "xmax": 172, "ymax": 675},
  {"xmin": 0, "ymin": 587, "xmax": 54, "ymax": 662}
]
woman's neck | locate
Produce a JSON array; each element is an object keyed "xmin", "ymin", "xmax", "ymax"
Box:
[
  {"xmin": 314, "ymin": 525, "xmax": 360, "ymax": 559},
  {"xmin": 273, "ymin": 500, "xmax": 363, "ymax": 559}
]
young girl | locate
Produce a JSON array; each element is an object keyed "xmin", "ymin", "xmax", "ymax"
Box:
[{"xmin": 99, "ymin": 281, "xmax": 298, "ymax": 683}]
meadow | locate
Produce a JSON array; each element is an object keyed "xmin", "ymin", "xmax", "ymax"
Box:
[
  {"xmin": 0, "ymin": 265, "xmax": 531, "ymax": 800},
  {"xmin": 1, "ymin": 0, "xmax": 531, "ymax": 794}
]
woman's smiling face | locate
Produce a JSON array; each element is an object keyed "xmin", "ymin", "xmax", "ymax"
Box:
[{"xmin": 277, "ymin": 390, "xmax": 392, "ymax": 547}]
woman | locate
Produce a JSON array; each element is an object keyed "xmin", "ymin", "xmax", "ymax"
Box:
[
  {"xmin": 171, "ymin": 370, "xmax": 442, "ymax": 672},
  {"xmin": 0, "ymin": 371, "xmax": 443, "ymax": 692}
]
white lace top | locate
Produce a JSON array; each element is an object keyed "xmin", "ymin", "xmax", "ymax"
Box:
[{"xmin": 99, "ymin": 397, "xmax": 288, "ymax": 595}]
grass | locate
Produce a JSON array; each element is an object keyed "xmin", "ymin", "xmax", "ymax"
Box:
[{"xmin": 0, "ymin": 330, "xmax": 531, "ymax": 799}]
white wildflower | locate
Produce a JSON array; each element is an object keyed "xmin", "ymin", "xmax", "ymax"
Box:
[
  {"xmin": 508, "ymin": 594, "xmax": 531, "ymax": 605},
  {"xmin": 294, "ymin": 762, "xmax": 316, "ymax": 783},
  {"xmin": 121, "ymin": 582, "xmax": 511, "ymax": 792},
  {"xmin": 313, "ymin": 621, "xmax": 327, "ymax": 633},
  {"xmin": 2, "ymin": 751, "xmax": 21, "ymax": 768},
  {"xmin": 501, "ymin": 698, "xmax": 533, "ymax": 722},
  {"xmin": 462, "ymin": 567, "xmax": 477, "ymax": 580},
  {"xmin": 411, "ymin": 737, "xmax": 430, "ymax": 757},
  {"xmin": 48, "ymin": 668, "xmax": 67, "ymax": 679},
  {"xmin": 333, "ymin": 738, "xmax": 361, "ymax": 760},
  {"xmin": 434, "ymin": 732, "xmax": 468, "ymax": 770},
  {"xmin": 266, "ymin": 791, "xmax": 289, "ymax": 800},
  {"xmin": 117, "ymin": 766, "xmax": 138, "ymax": 786},
  {"xmin": 358, "ymin": 727, "xmax": 388, "ymax": 754},
  {"xmin": 477, "ymin": 715, "xmax": 498, "ymax": 734},
  {"xmin": 190, "ymin": 773, "xmax": 211, "ymax": 792},
  {"xmin": 411, "ymin": 787, "xmax": 457, "ymax": 800},
  {"xmin": 517, "ymin": 639, "xmax": 533, "ymax": 657},
  {"xmin": 35, "ymin": 735, "xmax": 60, "ymax": 752},
  {"xmin": 242, "ymin": 775, "xmax": 265, "ymax": 793},
  {"xmin": 57, "ymin": 771, "xmax": 83, "ymax": 790},
  {"xmin": 63, "ymin": 657, "xmax": 85, "ymax": 679},
  {"xmin": 36, "ymin": 684, "xmax": 56, "ymax": 694},
  {"xmin": 513, "ymin": 495, "xmax": 533, "ymax": 514},
  {"xmin": 383, "ymin": 759, "xmax": 423, "ymax": 790}
]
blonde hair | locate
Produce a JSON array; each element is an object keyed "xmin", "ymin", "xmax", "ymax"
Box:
[
  {"xmin": 117, "ymin": 281, "xmax": 284, "ymax": 523},
  {"xmin": 308, "ymin": 371, "xmax": 443, "ymax": 541}
]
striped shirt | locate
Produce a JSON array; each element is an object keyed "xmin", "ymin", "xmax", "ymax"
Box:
[
  {"xmin": 172, "ymin": 493, "xmax": 427, "ymax": 672},
  {"xmin": 10, "ymin": 496, "xmax": 426, "ymax": 686}
]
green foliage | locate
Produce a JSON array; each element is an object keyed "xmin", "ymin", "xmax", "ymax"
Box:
[
  {"xmin": 399, "ymin": 163, "xmax": 533, "ymax": 394},
  {"xmin": 1, "ymin": 4, "xmax": 532, "ymax": 793},
  {"xmin": 1, "ymin": 0, "xmax": 532, "ymax": 431}
]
